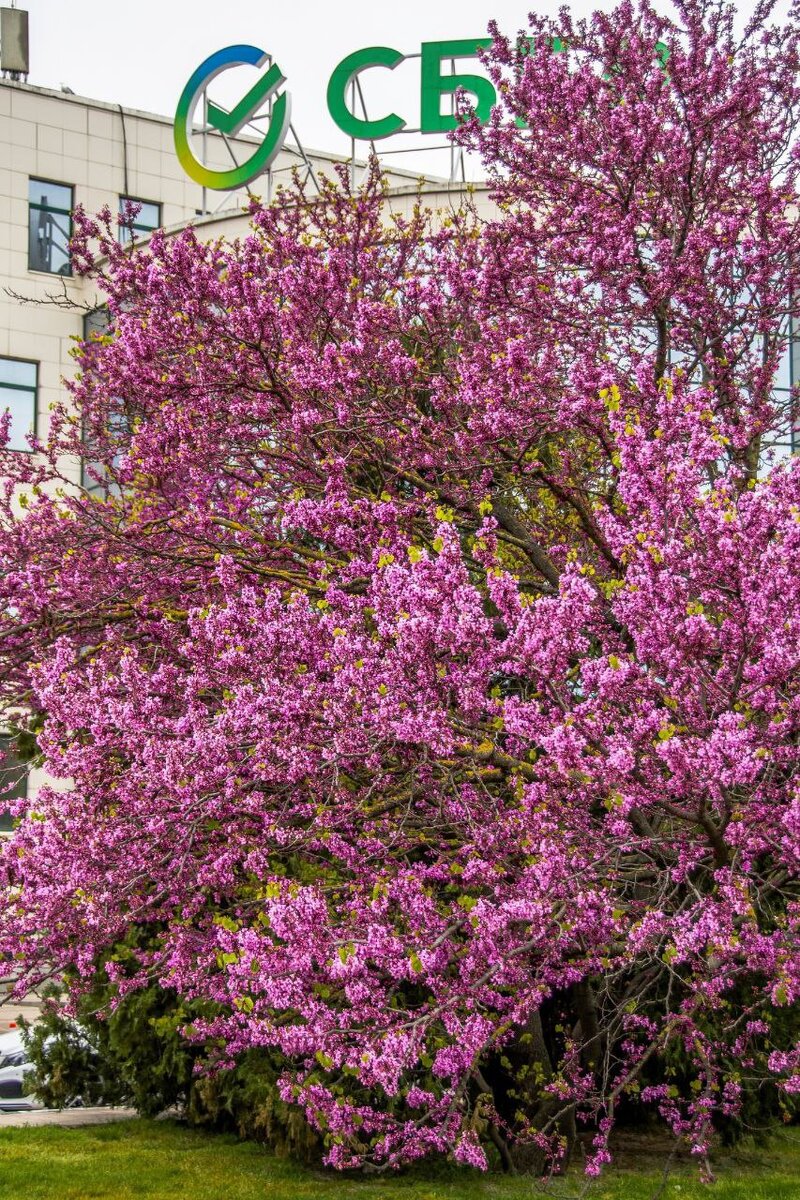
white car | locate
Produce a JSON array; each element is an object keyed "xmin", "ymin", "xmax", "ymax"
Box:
[{"xmin": 0, "ymin": 1029, "xmax": 42, "ymax": 1112}]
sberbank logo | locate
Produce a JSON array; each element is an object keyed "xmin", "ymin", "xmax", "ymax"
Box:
[
  {"xmin": 174, "ymin": 44, "xmax": 291, "ymax": 190},
  {"xmin": 174, "ymin": 37, "xmax": 498, "ymax": 192},
  {"xmin": 175, "ymin": 36, "xmax": 669, "ymax": 192}
]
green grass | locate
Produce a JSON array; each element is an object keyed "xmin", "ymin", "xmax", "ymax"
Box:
[{"xmin": 0, "ymin": 1120, "xmax": 798, "ymax": 1200}]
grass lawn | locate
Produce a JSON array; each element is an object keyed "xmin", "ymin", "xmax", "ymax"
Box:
[{"xmin": 0, "ymin": 1119, "xmax": 798, "ymax": 1200}]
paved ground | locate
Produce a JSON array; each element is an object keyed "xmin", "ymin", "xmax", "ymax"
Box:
[{"xmin": 0, "ymin": 1106, "xmax": 137, "ymax": 1128}]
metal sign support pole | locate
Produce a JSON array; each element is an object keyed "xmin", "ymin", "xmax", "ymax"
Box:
[
  {"xmin": 201, "ymin": 89, "xmax": 208, "ymax": 215},
  {"xmin": 350, "ymin": 77, "xmax": 357, "ymax": 189}
]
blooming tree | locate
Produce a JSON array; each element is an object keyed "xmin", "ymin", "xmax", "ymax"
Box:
[{"xmin": 1, "ymin": 0, "xmax": 800, "ymax": 1175}]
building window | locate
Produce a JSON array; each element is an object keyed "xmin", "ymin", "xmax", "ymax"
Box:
[
  {"xmin": 0, "ymin": 358, "xmax": 36, "ymax": 452},
  {"xmin": 763, "ymin": 320, "xmax": 799, "ymax": 466},
  {"xmin": 81, "ymin": 310, "xmax": 131, "ymax": 494},
  {"xmin": 0, "ymin": 735, "xmax": 27, "ymax": 834},
  {"xmin": 81, "ymin": 309, "xmax": 120, "ymax": 493},
  {"xmin": 81, "ymin": 410, "xmax": 127, "ymax": 495},
  {"xmin": 28, "ymin": 179, "xmax": 73, "ymax": 275},
  {"xmin": 118, "ymin": 196, "xmax": 161, "ymax": 244},
  {"xmin": 82, "ymin": 307, "xmax": 111, "ymax": 341}
]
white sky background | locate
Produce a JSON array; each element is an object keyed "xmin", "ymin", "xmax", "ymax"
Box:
[{"xmin": 22, "ymin": 0, "xmax": 765, "ymax": 181}]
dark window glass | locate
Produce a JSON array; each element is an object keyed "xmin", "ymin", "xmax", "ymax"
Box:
[
  {"xmin": 0, "ymin": 358, "xmax": 36, "ymax": 452},
  {"xmin": 28, "ymin": 178, "xmax": 73, "ymax": 275},
  {"xmin": 0, "ymin": 735, "xmax": 27, "ymax": 833},
  {"xmin": 118, "ymin": 196, "xmax": 161, "ymax": 244}
]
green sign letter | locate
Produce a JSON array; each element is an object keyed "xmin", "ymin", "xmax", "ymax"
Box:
[
  {"xmin": 327, "ymin": 46, "xmax": 406, "ymax": 140},
  {"xmin": 420, "ymin": 38, "xmax": 495, "ymax": 133}
]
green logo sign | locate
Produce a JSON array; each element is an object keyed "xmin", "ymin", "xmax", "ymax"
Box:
[
  {"xmin": 327, "ymin": 39, "xmax": 496, "ymax": 141},
  {"xmin": 175, "ymin": 38, "xmax": 499, "ymax": 190},
  {"xmin": 174, "ymin": 44, "xmax": 291, "ymax": 190},
  {"xmin": 175, "ymin": 37, "xmax": 668, "ymax": 190}
]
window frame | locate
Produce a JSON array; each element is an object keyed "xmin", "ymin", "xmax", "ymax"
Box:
[
  {"xmin": 791, "ymin": 316, "xmax": 800, "ymax": 454},
  {"xmin": 118, "ymin": 195, "xmax": 161, "ymax": 244},
  {"xmin": 0, "ymin": 733, "xmax": 28, "ymax": 835},
  {"xmin": 761, "ymin": 315, "xmax": 799, "ymax": 464},
  {"xmin": 0, "ymin": 355, "xmax": 38, "ymax": 453},
  {"xmin": 28, "ymin": 176, "xmax": 74, "ymax": 277}
]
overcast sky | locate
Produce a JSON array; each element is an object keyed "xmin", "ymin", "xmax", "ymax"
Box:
[{"xmin": 22, "ymin": 1, "xmax": 765, "ymax": 179}]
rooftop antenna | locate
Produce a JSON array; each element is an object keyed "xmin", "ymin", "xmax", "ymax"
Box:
[{"xmin": 0, "ymin": 4, "xmax": 29, "ymax": 81}]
